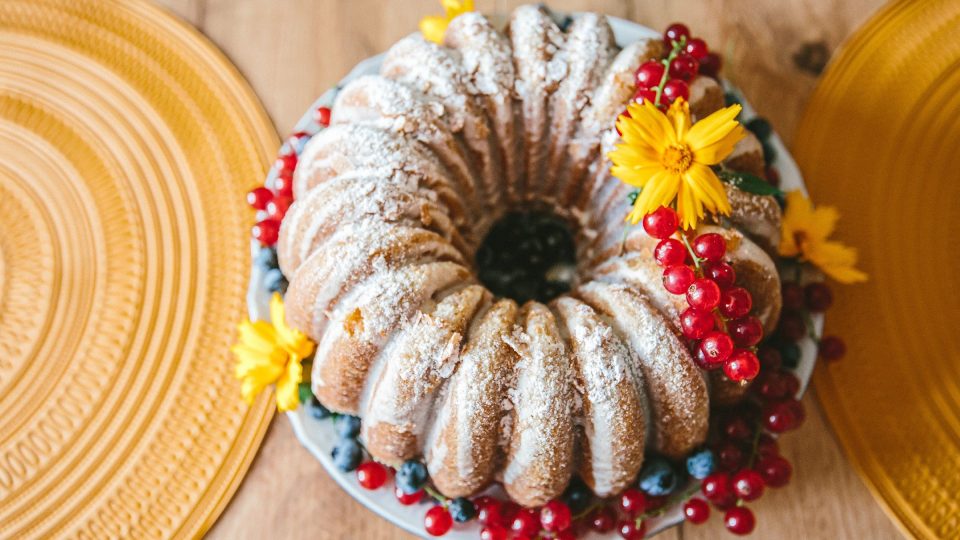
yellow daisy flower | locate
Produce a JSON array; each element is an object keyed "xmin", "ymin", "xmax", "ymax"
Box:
[
  {"xmin": 419, "ymin": 0, "xmax": 474, "ymax": 44},
  {"xmin": 779, "ymin": 190, "xmax": 868, "ymax": 284},
  {"xmin": 232, "ymin": 293, "xmax": 315, "ymax": 412},
  {"xmin": 610, "ymin": 98, "xmax": 746, "ymax": 230}
]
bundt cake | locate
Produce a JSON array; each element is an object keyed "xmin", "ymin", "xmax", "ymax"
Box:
[{"xmin": 277, "ymin": 5, "xmax": 782, "ymax": 507}]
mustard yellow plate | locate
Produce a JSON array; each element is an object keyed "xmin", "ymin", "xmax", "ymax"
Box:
[
  {"xmin": 0, "ymin": 0, "xmax": 278, "ymax": 537},
  {"xmin": 796, "ymin": 0, "xmax": 960, "ymax": 538}
]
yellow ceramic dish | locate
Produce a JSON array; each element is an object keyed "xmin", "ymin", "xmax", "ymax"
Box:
[{"xmin": 796, "ymin": 0, "xmax": 960, "ymax": 538}]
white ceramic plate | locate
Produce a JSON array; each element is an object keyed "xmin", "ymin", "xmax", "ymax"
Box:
[{"xmin": 245, "ymin": 14, "xmax": 820, "ymax": 539}]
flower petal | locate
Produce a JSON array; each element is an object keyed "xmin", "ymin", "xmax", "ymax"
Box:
[
  {"xmin": 274, "ymin": 356, "xmax": 304, "ymax": 412},
  {"xmin": 419, "ymin": 16, "xmax": 448, "ymax": 44},
  {"xmin": 624, "ymin": 100, "xmax": 676, "ymax": 150},
  {"xmin": 666, "ymin": 98, "xmax": 692, "ymax": 140},
  {"xmin": 634, "ymin": 170, "xmax": 681, "ymax": 217},
  {"xmin": 685, "ymin": 104, "xmax": 745, "ymax": 165},
  {"xmin": 676, "ymin": 173, "xmax": 702, "ymax": 230},
  {"xmin": 807, "ymin": 240, "xmax": 868, "ymax": 283},
  {"xmin": 684, "ymin": 163, "xmax": 732, "ymax": 217}
]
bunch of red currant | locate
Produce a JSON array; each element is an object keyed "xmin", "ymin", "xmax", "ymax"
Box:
[
  {"xmin": 245, "ymin": 105, "xmax": 332, "ymax": 246},
  {"xmin": 643, "ymin": 206, "xmax": 762, "ymax": 383},
  {"xmin": 633, "ymin": 23, "xmax": 721, "ymax": 109}
]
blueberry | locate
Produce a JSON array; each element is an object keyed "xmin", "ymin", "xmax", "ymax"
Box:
[
  {"xmin": 778, "ymin": 341, "xmax": 801, "ymax": 369},
  {"xmin": 448, "ymin": 497, "xmax": 476, "ymax": 523},
  {"xmin": 562, "ymin": 476, "xmax": 593, "ymax": 514},
  {"xmin": 254, "ymin": 247, "xmax": 279, "ymax": 270},
  {"xmin": 627, "ymin": 190, "xmax": 639, "ymax": 205},
  {"xmin": 762, "ymin": 140, "xmax": 778, "ymax": 165},
  {"xmin": 724, "ymin": 92, "xmax": 742, "ymax": 108},
  {"xmin": 746, "ymin": 117, "xmax": 773, "ymax": 141},
  {"xmin": 335, "ymin": 415, "xmax": 361, "ymax": 439},
  {"xmin": 686, "ymin": 448, "xmax": 716, "ymax": 480},
  {"xmin": 264, "ymin": 268, "xmax": 288, "ymax": 294},
  {"xmin": 331, "ymin": 438, "xmax": 362, "ymax": 472},
  {"xmin": 396, "ymin": 459, "xmax": 429, "ymax": 494},
  {"xmin": 638, "ymin": 456, "xmax": 678, "ymax": 496},
  {"xmin": 307, "ymin": 397, "xmax": 331, "ymax": 420}
]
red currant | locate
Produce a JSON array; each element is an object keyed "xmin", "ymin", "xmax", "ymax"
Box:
[
  {"xmin": 540, "ymin": 500, "xmax": 572, "ymax": 532},
  {"xmin": 474, "ymin": 496, "xmax": 501, "ymax": 525},
  {"xmin": 683, "ymin": 498, "xmax": 710, "ymax": 524},
  {"xmin": 755, "ymin": 372, "xmax": 788, "ymax": 400},
  {"xmin": 757, "ymin": 455, "xmax": 793, "ymax": 487},
  {"xmin": 618, "ymin": 488, "xmax": 647, "ymax": 516},
  {"xmin": 510, "ymin": 508, "xmax": 540, "ymax": 537},
  {"xmin": 356, "ymin": 461, "xmax": 387, "ymax": 490},
  {"xmin": 728, "ymin": 317, "xmax": 763, "ymax": 348},
  {"xmin": 724, "ymin": 349, "xmax": 760, "ymax": 382},
  {"xmin": 721, "ymin": 415, "xmax": 753, "ymax": 441},
  {"xmin": 732, "ymin": 469, "xmax": 765, "ymax": 501},
  {"xmin": 315, "ymin": 106, "xmax": 332, "ymax": 126},
  {"xmin": 757, "ymin": 346, "xmax": 782, "ymax": 370},
  {"xmin": 719, "ymin": 287, "xmax": 753, "ymax": 319},
  {"xmin": 804, "ymin": 282, "xmax": 833, "ymax": 312},
  {"xmin": 782, "ymin": 372, "xmax": 800, "ymax": 396},
  {"xmin": 724, "ymin": 506, "xmax": 756, "ymax": 535},
  {"xmin": 777, "ymin": 311, "xmax": 806, "ymax": 341},
  {"xmin": 766, "ymin": 165, "xmax": 781, "ymax": 187},
  {"xmin": 395, "ymin": 485, "xmax": 424, "ymax": 505},
  {"xmin": 635, "ymin": 60, "xmax": 666, "ymax": 88},
  {"xmin": 272, "ymin": 172, "xmax": 294, "ymax": 197},
  {"xmin": 699, "ymin": 331, "xmax": 734, "ymax": 367},
  {"xmin": 781, "ymin": 283, "xmax": 804, "ymax": 311},
  {"xmin": 763, "ymin": 399, "xmax": 805, "ymax": 433},
  {"xmin": 669, "ymin": 53, "xmax": 700, "ymax": 81},
  {"xmin": 661, "ymin": 78, "xmax": 690, "ymax": 103},
  {"xmin": 424, "ymin": 506, "xmax": 453, "ymax": 536},
  {"xmin": 479, "ymin": 525, "xmax": 507, "ymax": 540},
  {"xmin": 757, "ymin": 434, "xmax": 780, "ymax": 459},
  {"xmin": 703, "ymin": 261, "xmax": 736, "ymax": 289},
  {"xmin": 819, "ymin": 335, "xmax": 846, "ymax": 361},
  {"xmin": 655, "ymin": 238, "xmax": 686, "ymax": 266},
  {"xmin": 685, "ymin": 38, "xmax": 709, "ymax": 59},
  {"xmin": 698, "ymin": 52, "xmax": 722, "ymax": 78},
  {"xmin": 680, "ymin": 307, "xmax": 715, "ymax": 339},
  {"xmin": 588, "ymin": 506, "xmax": 616, "ymax": 532},
  {"xmin": 634, "ymin": 87, "xmax": 658, "ymax": 105},
  {"xmin": 617, "ymin": 519, "xmax": 646, "ymax": 539},
  {"xmin": 701, "ymin": 472, "xmax": 735, "ymax": 507},
  {"xmin": 246, "ymin": 186, "xmax": 273, "ymax": 210},
  {"xmin": 663, "ymin": 23, "xmax": 691, "ymax": 45},
  {"xmin": 266, "ymin": 195, "xmax": 292, "ymax": 220},
  {"xmin": 554, "ymin": 531, "xmax": 576, "ymax": 540},
  {"xmin": 663, "ymin": 264, "xmax": 695, "ymax": 295},
  {"xmin": 716, "ymin": 441, "xmax": 745, "ymax": 471},
  {"xmin": 692, "ymin": 233, "xmax": 726, "ymax": 262},
  {"xmin": 286, "ymin": 131, "xmax": 310, "ymax": 151},
  {"xmin": 275, "ymin": 153, "xmax": 297, "ymax": 175},
  {"xmin": 252, "ymin": 219, "xmax": 281, "ymax": 246},
  {"xmin": 498, "ymin": 501, "xmax": 520, "ymax": 527},
  {"xmin": 645, "ymin": 495, "xmax": 667, "ymax": 511},
  {"xmin": 642, "ymin": 207, "xmax": 679, "ymax": 239},
  {"xmin": 687, "ymin": 278, "xmax": 722, "ymax": 310}
]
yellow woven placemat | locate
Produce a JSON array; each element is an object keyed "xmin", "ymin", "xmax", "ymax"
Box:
[
  {"xmin": 795, "ymin": 1, "xmax": 960, "ymax": 538},
  {"xmin": 0, "ymin": 0, "xmax": 278, "ymax": 537}
]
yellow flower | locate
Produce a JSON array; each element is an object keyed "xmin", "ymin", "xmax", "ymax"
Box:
[
  {"xmin": 610, "ymin": 98, "xmax": 746, "ymax": 230},
  {"xmin": 779, "ymin": 191, "xmax": 867, "ymax": 284},
  {"xmin": 232, "ymin": 293, "xmax": 315, "ymax": 412},
  {"xmin": 419, "ymin": 0, "xmax": 474, "ymax": 44}
]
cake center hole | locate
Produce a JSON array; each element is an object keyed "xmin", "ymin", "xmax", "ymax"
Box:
[{"xmin": 475, "ymin": 211, "xmax": 577, "ymax": 304}]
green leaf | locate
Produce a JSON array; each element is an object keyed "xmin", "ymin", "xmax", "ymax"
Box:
[{"xmin": 718, "ymin": 170, "xmax": 783, "ymax": 197}]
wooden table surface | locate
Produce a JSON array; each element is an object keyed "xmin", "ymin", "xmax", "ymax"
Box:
[{"xmin": 156, "ymin": 1, "xmax": 905, "ymax": 538}]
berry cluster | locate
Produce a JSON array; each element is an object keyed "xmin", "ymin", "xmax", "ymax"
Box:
[
  {"xmin": 643, "ymin": 206, "xmax": 763, "ymax": 383},
  {"xmin": 632, "ymin": 23, "xmax": 721, "ymax": 111},
  {"xmin": 246, "ymin": 105, "xmax": 332, "ymax": 246},
  {"xmin": 779, "ymin": 281, "xmax": 845, "ymax": 363}
]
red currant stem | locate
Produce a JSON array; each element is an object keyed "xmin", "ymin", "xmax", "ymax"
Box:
[
  {"xmin": 423, "ymin": 484, "xmax": 448, "ymax": 506},
  {"xmin": 655, "ymin": 36, "xmax": 688, "ymax": 107},
  {"xmin": 745, "ymin": 416, "xmax": 765, "ymax": 469},
  {"xmin": 571, "ymin": 501, "xmax": 603, "ymax": 521},
  {"xmin": 635, "ymin": 481, "xmax": 701, "ymax": 523},
  {"xmin": 678, "ymin": 231, "xmax": 703, "ymax": 273}
]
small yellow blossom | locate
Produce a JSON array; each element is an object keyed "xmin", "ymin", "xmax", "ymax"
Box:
[
  {"xmin": 779, "ymin": 190, "xmax": 867, "ymax": 284},
  {"xmin": 232, "ymin": 293, "xmax": 315, "ymax": 412},
  {"xmin": 610, "ymin": 98, "xmax": 746, "ymax": 230},
  {"xmin": 419, "ymin": 0, "xmax": 474, "ymax": 44}
]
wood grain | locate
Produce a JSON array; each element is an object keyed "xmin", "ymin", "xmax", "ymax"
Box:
[{"xmin": 154, "ymin": 1, "xmax": 905, "ymax": 538}]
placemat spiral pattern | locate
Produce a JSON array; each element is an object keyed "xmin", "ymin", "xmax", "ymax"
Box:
[{"xmin": 0, "ymin": 0, "xmax": 278, "ymax": 537}]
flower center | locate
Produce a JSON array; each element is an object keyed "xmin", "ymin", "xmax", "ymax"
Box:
[{"xmin": 661, "ymin": 144, "xmax": 694, "ymax": 174}]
